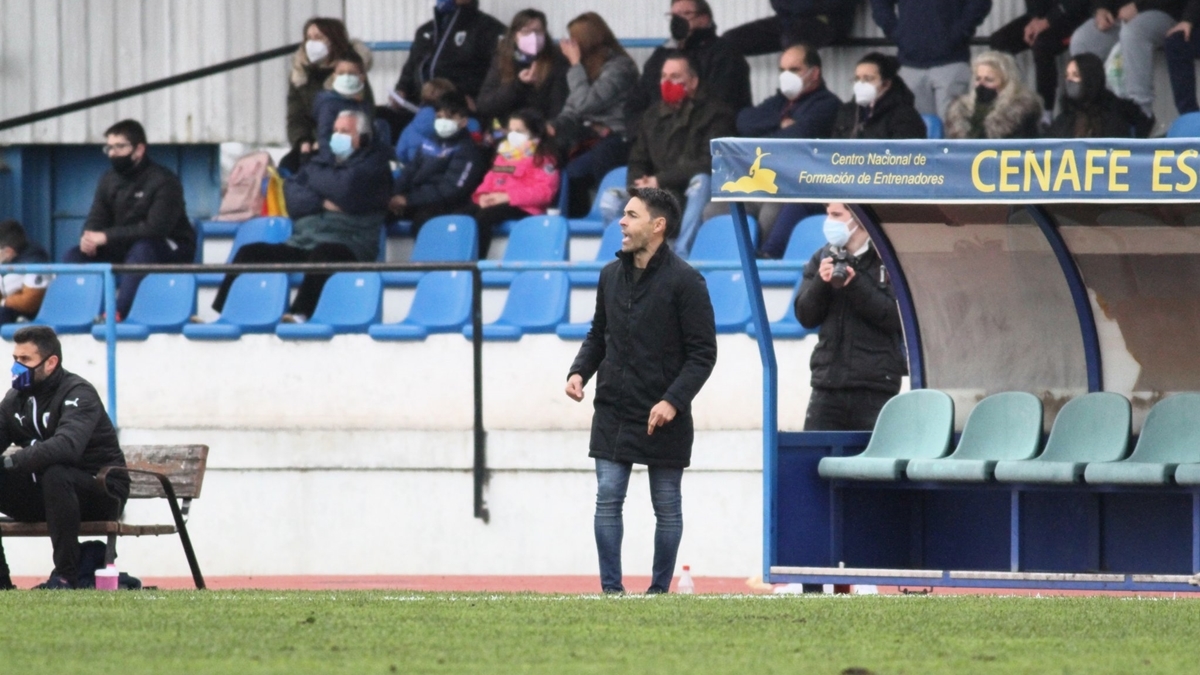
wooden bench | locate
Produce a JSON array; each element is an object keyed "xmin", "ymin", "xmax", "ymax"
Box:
[{"xmin": 0, "ymin": 444, "xmax": 209, "ymax": 589}]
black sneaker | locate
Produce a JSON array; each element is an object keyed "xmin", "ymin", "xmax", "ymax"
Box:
[
  {"xmin": 34, "ymin": 575, "xmax": 74, "ymax": 590},
  {"xmin": 0, "ymin": 577, "xmax": 14, "ymax": 591}
]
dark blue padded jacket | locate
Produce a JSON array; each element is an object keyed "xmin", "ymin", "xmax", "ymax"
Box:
[{"xmin": 736, "ymin": 84, "xmax": 841, "ymax": 139}]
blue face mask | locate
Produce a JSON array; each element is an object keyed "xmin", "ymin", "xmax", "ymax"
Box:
[
  {"xmin": 329, "ymin": 132, "xmax": 354, "ymax": 159},
  {"xmin": 823, "ymin": 217, "xmax": 853, "ymax": 248},
  {"xmin": 11, "ymin": 359, "xmax": 43, "ymax": 394}
]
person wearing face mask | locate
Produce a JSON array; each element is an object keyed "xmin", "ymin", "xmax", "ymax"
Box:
[
  {"xmin": 390, "ymin": 92, "xmax": 486, "ymax": 236},
  {"xmin": 832, "ymin": 52, "xmax": 927, "ymax": 139},
  {"xmin": 64, "ymin": 119, "xmax": 196, "ymax": 321},
  {"xmin": 464, "ymin": 110, "xmax": 560, "ymax": 257},
  {"xmin": 987, "ymin": 1, "xmax": 1091, "ymax": 117},
  {"xmin": 794, "ymin": 203, "xmax": 906, "ymax": 432},
  {"xmin": 0, "ymin": 326, "xmax": 129, "ymax": 590},
  {"xmin": 945, "ymin": 51, "xmax": 1043, "ymax": 139},
  {"xmin": 213, "ymin": 110, "xmax": 392, "ymax": 324},
  {"xmin": 628, "ymin": 53, "xmax": 736, "ymax": 259},
  {"xmin": 735, "ymin": 43, "xmax": 840, "ymax": 139},
  {"xmin": 285, "ymin": 17, "xmax": 374, "ymax": 175},
  {"xmin": 0, "ymin": 220, "xmax": 50, "ymax": 327},
  {"xmin": 476, "ymin": 9, "xmax": 571, "ymax": 128},
  {"xmin": 313, "ymin": 54, "xmax": 377, "ymax": 160},
  {"xmin": 625, "ymin": 0, "xmax": 750, "ymax": 141},
  {"xmin": 1045, "ymin": 53, "xmax": 1153, "ymax": 137}
]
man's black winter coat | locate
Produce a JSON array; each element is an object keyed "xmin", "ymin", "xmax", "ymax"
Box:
[
  {"xmin": 395, "ymin": 1, "xmax": 506, "ymax": 102},
  {"xmin": 0, "ymin": 367, "xmax": 129, "ymax": 499},
  {"xmin": 570, "ymin": 245, "xmax": 717, "ymax": 468},
  {"xmin": 83, "ymin": 157, "xmax": 196, "ymax": 255},
  {"xmin": 795, "ymin": 244, "xmax": 906, "ymax": 393}
]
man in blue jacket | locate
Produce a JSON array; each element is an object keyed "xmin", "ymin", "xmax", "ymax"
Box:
[
  {"xmin": 212, "ymin": 109, "xmax": 392, "ymax": 323},
  {"xmin": 736, "ymin": 43, "xmax": 840, "ymax": 139},
  {"xmin": 870, "ymin": 0, "xmax": 992, "ymax": 117}
]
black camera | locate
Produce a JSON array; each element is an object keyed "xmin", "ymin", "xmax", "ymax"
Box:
[{"xmin": 830, "ymin": 248, "xmax": 850, "ymax": 289}]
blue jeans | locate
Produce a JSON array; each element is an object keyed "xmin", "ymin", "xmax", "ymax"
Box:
[
  {"xmin": 64, "ymin": 237, "xmax": 195, "ymax": 319},
  {"xmin": 673, "ymin": 174, "xmax": 711, "ymax": 260},
  {"xmin": 594, "ymin": 458, "xmax": 684, "ymax": 594},
  {"xmin": 1165, "ymin": 30, "xmax": 1200, "ymax": 115}
]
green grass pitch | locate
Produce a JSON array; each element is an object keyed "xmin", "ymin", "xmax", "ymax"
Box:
[{"xmin": 1, "ymin": 591, "xmax": 1198, "ymax": 674}]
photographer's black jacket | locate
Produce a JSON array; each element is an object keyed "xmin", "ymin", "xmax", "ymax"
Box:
[
  {"xmin": 795, "ymin": 243, "xmax": 906, "ymax": 393},
  {"xmin": 0, "ymin": 367, "xmax": 129, "ymax": 499},
  {"xmin": 570, "ymin": 245, "xmax": 717, "ymax": 468}
]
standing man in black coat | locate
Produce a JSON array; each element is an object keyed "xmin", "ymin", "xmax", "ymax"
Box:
[
  {"xmin": 795, "ymin": 203, "xmax": 906, "ymax": 431},
  {"xmin": 566, "ymin": 187, "xmax": 717, "ymax": 595},
  {"xmin": 391, "ymin": 0, "xmax": 506, "ymax": 110},
  {"xmin": 0, "ymin": 326, "xmax": 129, "ymax": 590}
]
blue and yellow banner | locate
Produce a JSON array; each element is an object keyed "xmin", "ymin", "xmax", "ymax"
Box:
[{"xmin": 710, "ymin": 138, "xmax": 1200, "ymax": 203}]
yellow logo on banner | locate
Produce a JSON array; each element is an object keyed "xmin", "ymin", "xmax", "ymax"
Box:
[{"xmin": 721, "ymin": 147, "xmax": 779, "ymax": 194}]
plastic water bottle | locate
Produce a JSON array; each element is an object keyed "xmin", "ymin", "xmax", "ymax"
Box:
[
  {"xmin": 677, "ymin": 565, "xmax": 695, "ymax": 594},
  {"xmin": 95, "ymin": 564, "xmax": 119, "ymax": 591}
]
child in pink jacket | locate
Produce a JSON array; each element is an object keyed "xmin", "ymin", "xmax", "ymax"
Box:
[{"xmin": 468, "ymin": 109, "xmax": 559, "ymax": 256}]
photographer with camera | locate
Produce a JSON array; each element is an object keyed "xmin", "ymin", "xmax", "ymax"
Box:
[{"xmin": 794, "ymin": 203, "xmax": 906, "ymax": 431}]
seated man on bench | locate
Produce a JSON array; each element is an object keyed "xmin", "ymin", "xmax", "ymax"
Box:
[{"xmin": 0, "ymin": 326, "xmax": 129, "ymax": 589}]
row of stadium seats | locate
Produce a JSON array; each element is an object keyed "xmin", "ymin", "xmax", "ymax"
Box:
[
  {"xmin": 819, "ymin": 390, "xmax": 1200, "ymax": 486},
  {"xmin": 12, "ymin": 267, "xmax": 814, "ymax": 342}
]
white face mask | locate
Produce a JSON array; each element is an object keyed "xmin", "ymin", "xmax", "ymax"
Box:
[
  {"xmin": 506, "ymin": 131, "xmax": 530, "ymax": 148},
  {"xmin": 853, "ymin": 81, "xmax": 878, "ymax": 106},
  {"xmin": 305, "ymin": 40, "xmax": 330, "ymax": 64},
  {"xmin": 333, "ymin": 73, "xmax": 364, "ymax": 96},
  {"xmin": 779, "ymin": 71, "xmax": 804, "ymax": 100},
  {"xmin": 434, "ymin": 118, "xmax": 460, "ymax": 139}
]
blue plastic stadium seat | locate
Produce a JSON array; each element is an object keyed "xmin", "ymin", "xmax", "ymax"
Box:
[
  {"xmin": 993, "ymin": 392, "xmax": 1131, "ymax": 484},
  {"xmin": 818, "ymin": 390, "xmax": 955, "ymax": 481},
  {"xmin": 91, "ymin": 274, "xmax": 196, "ymax": 341},
  {"xmin": 464, "ymin": 270, "xmax": 569, "ymax": 341},
  {"xmin": 1083, "ymin": 393, "xmax": 1200, "ymax": 485},
  {"xmin": 385, "ymin": 220, "xmax": 414, "ymax": 238},
  {"xmin": 2, "ymin": 273, "xmax": 104, "ymax": 338},
  {"xmin": 758, "ymin": 214, "xmax": 826, "ymax": 286},
  {"xmin": 922, "ymin": 114, "xmax": 944, "ymax": 139},
  {"xmin": 1167, "ymin": 112, "xmax": 1200, "ymax": 138},
  {"xmin": 569, "ymin": 218, "xmax": 623, "ymax": 287},
  {"xmin": 182, "ymin": 273, "xmax": 288, "ymax": 340},
  {"xmin": 688, "ymin": 215, "xmax": 759, "ymax": 262},
  {"xmin": 198, "ymin": 216, "xmax": 293, "ymax": 285},
  {"xmin": 906, "ymin": 392, "xmax": 1044, "ymax": 482},
  {"xmin": 381, "ymin": 215, "xmax": 478, "ymax": 287},
  {"xmin": 746, "ymin": 281, "xmax": 813, "ymax": 340},
  {"xmin": 369, "ymin": 271, "xmax": 473, "ymax": 341},
  {"xmin": 483, "ymin": 215, "xmax": 568, "ymax": 287},
  {"xmin": 568, "ymin": 166, "xmax": 627, "ymax": 236},
  {"xmin": 276, "ymin": 272, "xmax": 382, "ymax": 340},
  {"xmin": 705, "ymin": 271, "xmax": 751, "ymax": 333},
  {"xmin": 556, "ymin": 322, "xmax": 593, "ymax": 340}
]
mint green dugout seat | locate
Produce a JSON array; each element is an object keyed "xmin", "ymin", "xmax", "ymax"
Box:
[
  {"xmin": 1085, "ymin": 393, "xmax": 1200, "ymax": 485},
  {"xmin": 817, "ymin": 390, "xmax": 954, "ymax": 481},
  {"xmin": 993, "ymin": 392, "xmax": 1130, "ymax": 484},
  {"xmin": 906, "ymin": 392, "xmax": 1043, "ymax": 482},
  {"xmin": 1175, "ymin": 463, "xmax": 1200, "ymax": 485}
]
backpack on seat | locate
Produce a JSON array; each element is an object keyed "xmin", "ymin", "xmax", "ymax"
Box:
[{"xmin": 216, "ymin": 151, "xmax": 273, "ymax": 221}]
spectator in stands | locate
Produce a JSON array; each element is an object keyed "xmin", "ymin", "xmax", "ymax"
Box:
[
  {"xmin": 565, "ymin": 187, "xmax": 717, "ymax": 595},
  {"xmin": 1162, "ymin": 1, "xmax": 1200, "ymax": 115},
  {"xmin": 213, "ymin": 110, "xmax": 391, "ymax": 324},
  {"xmin": 625, "ymin": 0, "xmax": 751, "ymax": 141},
  {"xmin": 795, "ymin": 203, "xmax": 905, "ymax": 431},
  {"xmin": 552, "ymin": 12, "xmax": 639, "ymax": 218},
  {"xmin": 313, "ymin": 53, "xmax": 376, "ymax": 158},
  {"xmin": 65, "ymin": 119, "xmax": 196, "ymax": 321},
  {"xmin": 1045, "ymin": 52, "xmax": 1153, "ymax": 137},
  {"xmin": 945, "ymin": 51, "xmax": 1043, "ymax": 139},
  {"xmin": 386, "ymin": 0, "xmax": 505, "ymax": 138},
  {"xmin": 628, "ymin": 52, "xmax": 736, "ymax": 259},
  {"xmin": 285, "ymin": 17, "xmax": 373, "ymax": 174},
  {"xmin": 736, "ymin": 43, "xmax": 841, "ymax": 139},
  {"xmin": 395, "ymin": 79, "xmax": 465, "ymax": 167},
  {"xmin": 465, "ymin": 110, "xmax": 559, "ymax": 257},
  {"xmin": 869, "ymin": 0, "xmax": 992, "ymax": 117},
  {"xmin": 1070, "ymin": 0, "xmax": 1184, "ymax": 119},
  {"xmin": 832, "ymin": 52, "xmax": 927, "ymax": 139},
  {"xmin": 0, "ymin": 220, "xmax": 51, "ymax": 326},
  {"xmin": 988, "ymin": 0, "xmax": 1092, "ymax": 118},
  {"xmin": 723, "ymin": 0, "xmax": 859, "ymax": 56},
  {"xmin": 0, "ymin": 326, "xmax": 129, "ymax": 590},
  {"xmin": 390, "ymin": 92, "xmax": 486, "ymax": 234},
  {"xmin": 476, "ymin": 9, "xmax": 571, "ymax": 128}
]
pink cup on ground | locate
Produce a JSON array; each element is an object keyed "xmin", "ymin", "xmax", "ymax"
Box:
[{"xmin": 95, "ymin": 565, "xmax": 119, "ymax": 591}]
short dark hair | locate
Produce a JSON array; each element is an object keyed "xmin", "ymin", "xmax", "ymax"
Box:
[
  {"xmin": 0, "ymin": 220, "xmax": 29, "ymax": 251},
  {"xmin": 104, "ymin": 119, "xmax": 147, "ymax": 147},
  {"xmin": 627, "ymin": 187, "xmax": 682, "ymax": 240},
  {"xmin": 788, "ymin": 42, "xmax": 821, "ymax": 70},
  {"xmin": 13, "ymin": 325, "xmax": 62, "ymax": 363},
  {"xmin": 435, "ymin": 91, "xmax": 471, "ymax": 118},
  {"xmin": 687, "ymin": 0, "xmax": 713, "ymax": 19},
  {"xmin": 660, "ymin": 49, "xmax": 699, "ymax": 79},
  {"xmin": 857, "ymin": 52, "xmax": 900, "ymax": 82}
]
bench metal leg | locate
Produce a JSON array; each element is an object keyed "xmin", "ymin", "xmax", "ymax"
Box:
[
  {"xmin": 168, "ymin": 500, "xmax": 206, "ymax": 589},
  {"xmin": 105, "ymin": 534, "xmax": 117, "ymax": 565}
]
